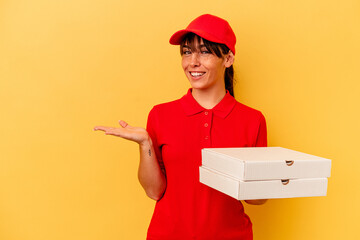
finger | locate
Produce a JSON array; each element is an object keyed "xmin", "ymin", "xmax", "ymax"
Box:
[
  {"xmin": 118, "ymin": 120, "xmax": 128, "ymax": 128},
  {"xmin": 105, "ymin": 129, "xmax": 122, "ymax": 136},
  {"xmin": 104, "ymin": 128, "xmax": 115, "ymax": 135},
  {"xmin": 94, "ymin": 126, "xmax": 111, "ymax": 131}
]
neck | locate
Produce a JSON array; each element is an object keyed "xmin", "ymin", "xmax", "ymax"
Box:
[{"xmin": 191, "ymin": 87, "xmax": 227, "ymax": 109}]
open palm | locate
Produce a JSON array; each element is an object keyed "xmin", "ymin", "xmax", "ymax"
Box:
[{"xmin": 94, "ymin": 120, "xmax": 149, "ymax": 145}]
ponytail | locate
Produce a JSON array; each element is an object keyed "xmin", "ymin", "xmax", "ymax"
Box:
[{"xmin": 225, "ymin": 65, "xmax": 235, "ymax": 97}]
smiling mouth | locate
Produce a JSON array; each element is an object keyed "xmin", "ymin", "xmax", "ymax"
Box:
[{"xmin": 190, "ymin": 72, "xmax": 205, "ymax": 77}]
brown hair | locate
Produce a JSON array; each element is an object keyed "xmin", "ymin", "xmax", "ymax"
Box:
[{"xmin": 180, "ymin": 33, "xmax": 235, "ymax": 97}]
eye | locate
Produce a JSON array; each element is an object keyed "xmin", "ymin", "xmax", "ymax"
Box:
[
  {"xmin": 200, "ymin": 48, "xmax": 211, "ymax": 54},
  {"xmin": 182, "ymin": 48, "xmax": 192, "ymax": 55}
]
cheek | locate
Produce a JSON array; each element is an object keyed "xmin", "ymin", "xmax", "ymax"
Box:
[
  {"xmin": 181, "ymin": 58, "xmax": 187, "ymax": 71},
  {"xmin": 204, "ymin": 62, "xmax": 222, "ymax": 74},
  {"xmin": 203, "ymin": 56, "xmax": 223, "ymax": 68}
]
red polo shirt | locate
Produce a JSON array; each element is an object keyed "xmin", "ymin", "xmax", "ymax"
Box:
[{"xmin": 146, "ymin": 89, "xmax": 267, "ymax": 240}]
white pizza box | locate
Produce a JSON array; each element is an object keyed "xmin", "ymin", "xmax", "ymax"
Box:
[
  {"xmin": 199, "ymin": 166, "xmax": 328, "ymax": 200},
  {"xmin": 201, "ymin": 147, "xmax": 331, "ymax": 181}
]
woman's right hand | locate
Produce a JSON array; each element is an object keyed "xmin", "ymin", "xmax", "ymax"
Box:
[{"xmin": 94, "ymin": 120, "xmax": 150, "ymax": 145}]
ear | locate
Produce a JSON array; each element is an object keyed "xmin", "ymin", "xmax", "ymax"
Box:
[{"xmin": 224, "ymin": 51, "xmax": 235, "ymax": 68}]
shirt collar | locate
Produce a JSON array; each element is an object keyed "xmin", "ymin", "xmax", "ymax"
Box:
[{"xmin": 180, "ymin": 88, "xmax": 236, "ymax": 119}]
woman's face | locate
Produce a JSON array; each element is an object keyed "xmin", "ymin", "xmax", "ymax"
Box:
[{"xmin": 181, "ymin": 37, "xmax": 233, "ymax": 92}]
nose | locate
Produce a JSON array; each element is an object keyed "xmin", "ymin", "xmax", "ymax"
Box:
[{"xmin": 190, "ymin": 53, "xmax": 200, "ymax": 67}]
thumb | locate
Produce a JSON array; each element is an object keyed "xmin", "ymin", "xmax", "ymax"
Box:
[{"xmin": 118, "ymin": 120, "xmax": 129, "ymax": 128}]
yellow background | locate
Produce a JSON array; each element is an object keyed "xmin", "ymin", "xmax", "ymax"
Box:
[{"xmin": 1, "ymin": 0, "xmax": 359, "ymax": 239}]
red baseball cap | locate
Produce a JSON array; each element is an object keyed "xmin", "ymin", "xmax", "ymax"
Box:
[{"xmin": 169, "ymin": 14, "xmax": 236, "ymax": 55}]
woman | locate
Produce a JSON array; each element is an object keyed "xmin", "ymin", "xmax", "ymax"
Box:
[{"xmin": 94, "ymin": 14, "xmax": 267, "ymax": 240}]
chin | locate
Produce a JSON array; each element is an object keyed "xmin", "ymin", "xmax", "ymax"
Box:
[
  {"xmin": 190, "ymin": 85, "xmax": 207, "ymax": 91},
  {"xmin": 188, "ymin": 80, "xmax": 209, "ymax": 90}
]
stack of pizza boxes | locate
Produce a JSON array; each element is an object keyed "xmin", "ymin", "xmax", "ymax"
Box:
[{"xmin": 200, "ymin": 147, "xmax": 331, "ymax": 200}]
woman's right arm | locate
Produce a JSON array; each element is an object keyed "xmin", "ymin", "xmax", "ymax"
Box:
[
  {"xmin": 94, "ymin": 120, "xmax": 166, "ymax": 201},
  {"xmin": 138, "ymin": 136, "xmax": 166, "ymax": 200}
]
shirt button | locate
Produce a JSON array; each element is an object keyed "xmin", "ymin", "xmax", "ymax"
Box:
[
  {"xmin": 204, "ymin": 123, "xmax": 208, "ymax": 127},
  {"xmin": 204, "ymin": 111, "xmax": 208, "ymax": 115},
  {"xmin": 205, "ymin": 136, "xmax": 209, "ymax": 140}
]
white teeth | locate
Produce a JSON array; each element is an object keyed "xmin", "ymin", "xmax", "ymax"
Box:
[{"xmin": 190, "ymin": 72, "xmax": 205, "ymax": 77}]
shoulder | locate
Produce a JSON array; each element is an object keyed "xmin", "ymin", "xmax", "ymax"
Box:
[
  {"xmin": 146, "ymin": 98, "xmax": 184, "ymax": 132},
  {"xmin": 148, "ymin": 98, "xmax": 182, "ymax": 117},
  {"xmin": 233, "ymin": 100, "xmax": 266, "ymax": 121}
]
